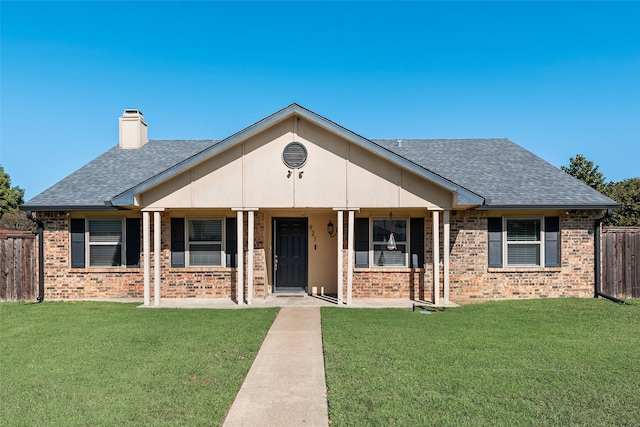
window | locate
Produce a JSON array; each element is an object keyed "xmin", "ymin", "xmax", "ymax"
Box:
[
  {"xmin": 506, "ymin": 218, "xmax": 541, "ymax": 266},
  {"xmin": 88, "ymin": 219, "xmax": 123, "ymax": 266},
  {"xmin": 187, "ymin": 219, "xmax": 223, "ymax": 266},
  {"xmin": 70, "ymin": 218, "xmax": 140, "ymax": 268},
  {"xmin": 171, "ymin": 217, "xmax": 231, "ymax": 268},
  {"xmin": 372, "ymin": 219, "xmax": 408, "ymax": 267},
  {"xmin": 488, "ymin": 216, "xmax": 560, "ymax": 268},
  {"xmin": 354, "ymin": 217, "xmax": 424, "ymax": 268}
]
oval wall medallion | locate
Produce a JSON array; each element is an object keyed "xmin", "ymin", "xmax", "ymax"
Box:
[{"xmin": 282, "ymin": 141, "xmax": 308, "ymax": 168}]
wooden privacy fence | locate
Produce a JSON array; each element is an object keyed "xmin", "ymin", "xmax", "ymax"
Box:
[
  {"xmin": 0, "ymin": 230, "xmax": 36, "ymax": 301},
  {"xmin": 601, "ymin": 227, "xmax": 640, "ymax": 299}
]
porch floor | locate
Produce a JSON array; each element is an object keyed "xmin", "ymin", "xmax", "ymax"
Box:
[{"xmin": 134, "ymin": 295, "xmax": 458, "ymax": 309}]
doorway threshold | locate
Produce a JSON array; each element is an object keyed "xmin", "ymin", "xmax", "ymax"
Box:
[{"xmin": 274, "ymin": 292, "xmax": 308, "ymax": 298}]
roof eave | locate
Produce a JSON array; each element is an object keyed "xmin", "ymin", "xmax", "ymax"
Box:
[
  {"xmin": 476, "ymin": 203, "xmax": 620, "ymax": 211},
  {"xmin": 20, "ymin": 204, "xmax": 120, "ymax": 212}
]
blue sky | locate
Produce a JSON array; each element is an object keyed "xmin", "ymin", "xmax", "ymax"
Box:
[{"xmin": 1, "ymin": 1, "xmax": 638, "ymax": 201}]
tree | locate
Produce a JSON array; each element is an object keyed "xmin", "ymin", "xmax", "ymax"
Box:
[
  {"xmin": 561, "ymin": 154, "xmax": 607, "ymax": 193},
  {"xmin": 0, "ymin": 166, "xmax": 25, "ymax": 217},
  {"xmin": 0, "ymin": 210, "xmax": 36, "ymax": 232},
  {"xmin": 604, "ymin": 178, "xmax": 640, "ymax": 226}
]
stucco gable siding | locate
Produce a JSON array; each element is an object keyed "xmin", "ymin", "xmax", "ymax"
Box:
[{"xmin": 140, "ymin": 118, "xmax": 455, "ymax": 210}]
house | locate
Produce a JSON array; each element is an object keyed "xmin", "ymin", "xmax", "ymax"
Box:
[{"xmin": 21, "ymin": 104, "xmax": 618, "ymax": 305}]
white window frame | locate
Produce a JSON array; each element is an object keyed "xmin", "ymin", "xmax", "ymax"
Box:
[
  {"xmin": 503, "ymin": 216, "xmax": 545, "ymax": 267},
  {"xmin": 370, "ymin": 218, "xmax": 410, "ymax": 268},
  {"xmin": 185, "ymin": 218, "xmax": 225, "ymax": 267},
  {"xmin": 86, "ymin": 218, "xmax": 124, "ymax": 267}
]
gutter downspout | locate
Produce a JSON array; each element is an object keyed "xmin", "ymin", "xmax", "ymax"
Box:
[
  {"xmin": 594, "ymin": 209, "xmax": 627, "ymax": 305},
  {"xmin": 26, "ymin": 211, "xmax": 45, "ymax": 303}
]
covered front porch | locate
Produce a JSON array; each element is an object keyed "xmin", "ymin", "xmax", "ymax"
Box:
[{"xmin": 139, "ymin": 208, "xmax": 454, "ymax": 307}]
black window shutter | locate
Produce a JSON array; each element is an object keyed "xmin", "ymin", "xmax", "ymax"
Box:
[
  {"xmin": 126, "ymin": 218, "xmax": 141, "ymax": 268},
  {"xmin": 488, "ymin": 217, "xmax": 503, "ymax": 268},
  {"xmin": 354, "ymin": 218, "xmax": 369, "ymax": 268},
  {"xmin": 544, "ymin": 216, "xmax": 560, "ymax": 267},
  {"xmin": 171, "ymin": 218, "xmax": 185, "ymax": 268},
  {"xmin": 70, "ymin": 218, "xmax": 86, "ymax": 268},
  {"xmin": 410, "ymin": 218, "xmax": 425, "ymax": 268},
  {"xmin": 226, "ymin": 217, "xmax": 237, "ymax": 268}
]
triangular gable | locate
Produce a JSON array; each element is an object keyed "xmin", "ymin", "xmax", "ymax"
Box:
[{"xmin": 110, "ymin": 104, "xmax": 484, "ymax": 208}]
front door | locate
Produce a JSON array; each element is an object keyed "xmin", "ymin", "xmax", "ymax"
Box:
[{"xmin": 274, "ymin": 218, "xmax": 308, "ymax": 293}]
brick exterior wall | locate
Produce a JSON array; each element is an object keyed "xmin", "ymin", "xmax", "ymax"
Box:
[
  {"xmin": 347, "ymin": 211, "xmax": 597, "ymax": 302},
  {"xmin": 447, "ymin": 211, "xmax": 596, "ymax": 303},
  {"xmin": 40, "ymin": 213, "xmax": 144, "ymax": 299},
  {"xmin": 40, "ymin": 210, "xmax": 598, "ymax": 303},
  {"xmin": 39, "ymin": 211, "xmax": 267, "ymax": 300}
]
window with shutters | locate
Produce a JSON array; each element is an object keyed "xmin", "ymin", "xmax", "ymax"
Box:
[
  {"xmin": 488, "ymin": 216, "xmax": 560, "ymax": 268},
  {"xmin": 71, "ymin": 218, "xmax": 140, "ymax": 269},
  {"xmin": 187, "ymin": 219, "xmax": 224, "ymax": 267},
  {"xmin": 354, "ymin": 217, "xmax": 424, "ymax": 269}
]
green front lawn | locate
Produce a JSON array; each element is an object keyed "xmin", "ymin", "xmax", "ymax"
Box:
[
  {"xmin": 4, "ymin": 299, "xmax": 639, "ymax": 426},
  {"xmin": 322, "ymin": 299, "xmax": 640, "ymax": 426},
  {"xmin": 0, "ymin": 302, "xmax": 278, "ymax": 426}
]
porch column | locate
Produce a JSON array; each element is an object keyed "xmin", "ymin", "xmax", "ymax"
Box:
[
  {"xmin": 432, "ymin": 210, "xmax": 440, "ymax": 306},
  {"xmin": 143, "ymin": 211, "xmax": 151, "ymax": 306},
  {"xmin": 443, "ymin": 210, "xmax": 450, "ymax": 305},
  {"xmin": 337, "ymin": 210, "xmax": 344, "ymax": 305},
  {"xmin": 153, "ymin": 211, "xmax": 161, "ymax": 307},
  {"xmin": 247, "ymin": 210, "xmax": 254, "ymax": 305},
  {"xmin": 347, "ymin": 210, "xmax": 354, "ymax": 305},
  {"xmin": 236, "ymin": 210, "xmax": 244, "ymax": 304}
]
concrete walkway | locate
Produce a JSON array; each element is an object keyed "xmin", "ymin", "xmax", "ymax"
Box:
[{"xmin": 223, "ymin": 307, "xmax": 328, "ymax": 426}]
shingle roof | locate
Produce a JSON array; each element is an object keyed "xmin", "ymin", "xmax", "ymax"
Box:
[
  {"xmin": 374, "ymin": 138, "xmax": 618, "ymax": 209},
  {"xmin": 23, "ymin": 140, "xmax": 217, "ymax": 210},
  {"xmin": 22, "ymin": 109, "xmax": 618, "ymax": 211}
]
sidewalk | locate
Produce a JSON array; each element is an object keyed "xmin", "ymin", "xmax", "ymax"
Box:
[{"xmin": 222, "ymin": 307, "xmax": 329, "ymax": 426}]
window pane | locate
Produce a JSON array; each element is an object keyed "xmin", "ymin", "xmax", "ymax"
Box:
[
  {"xmin": 507, "ymin": 219, "xmax": 540, "ymax": 242},
  {"xmin": 90, "ymin": 245, "xmax": 122, "ymax": 267},
  {"xmin": 507, "ymin": 244, "xmax": 540, "ymax": 266},
  {"xmin": 189, "ymin": 243, "xmax": 222, "ymax": 266},
  {"xmin": 373, "ymin": 244, "xmax": 406, "ymax": 266},
  {"xmin": 373, "ymin": 220, "xmax": 407, "ymax": 242},
  {"xmin": 372, "ymin": 220, "xmax": 386, "ymax": 242},
  {"xmin": 89, "ymin": 220, "xmax": 122, "ymax": 243},
  {"xmin": 189, "ymin": 219, "xmax": 222, "ymax": 242}
]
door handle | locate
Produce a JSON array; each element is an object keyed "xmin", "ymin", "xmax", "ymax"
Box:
[{"xmin": 274, "ymin": 254, "xmax": 278, "ymax": 271}]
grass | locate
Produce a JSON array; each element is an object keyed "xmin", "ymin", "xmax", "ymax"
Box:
[
  {"xmin": 322, "ymin": 299, "xmax": 640, "ymax": 426},
  {"xmin": 0, "ymin": 302, "xmax": 279, "ymax": 426}
]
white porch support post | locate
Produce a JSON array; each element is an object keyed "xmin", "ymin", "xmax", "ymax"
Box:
[
  {"xmin": 443, "ymin": 210, "xmax": 450, "ymax": 305},
  {"xmin": 337, "ymin": 210, "xmax": 344, "ymax": 305},
  {"xmin": 432, "ymin": 210, "xmax": 440, "ymax": 306},
  {"xmin": 247, "ymin": 210, "xmax": 254, "ymax": 305},
  {"xmin": 236, "ymin": 210, "xmax": 244, "ymax": 305},
  {"xmin": 153, "ymin": 211, "xmax": 161, "ymax": 307},
  {"xmin": 143, "ymin": 211, "xmax": 151, "ymax": 306},
  {"xmin": 347, "ymin": 210, "xmax": 354, "ymax": 305}
]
